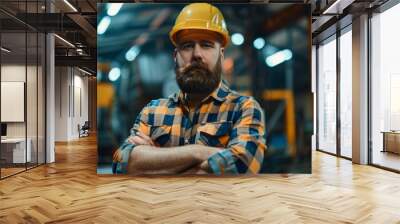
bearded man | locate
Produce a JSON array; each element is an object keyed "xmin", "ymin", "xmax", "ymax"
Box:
[{"xmin": 113, "ymin": 3, "xmax": 266, "ymax": 175}]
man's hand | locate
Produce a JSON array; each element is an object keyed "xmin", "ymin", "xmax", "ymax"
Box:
[
  {"xmin": 182, "ymin": 160, "xmax": 210, "ymax": 174},
  {"xmin": 199, "ymin": 160, "xmax": 210, "ymax": 172},
  {"xmin": 128, "ymin": 132, "xmax": 156, "ymax": 146},
  {"xmin": 113, "ymin": 132, "xmax": 155, "ymax": 164},
  {"xmin": 181, "ymin": 165, "xmax": 207, "ymax": 174},
  {"xmin": 113, "ymin": 148, "xmax": 123, "ymax": 163},
  {"xmin": 195, "ymin": 146, "xmax": 220, "ymax": 163},
  {"xmin": 180, "ymin": 147, "xmax": 218, "ymax": 174}
]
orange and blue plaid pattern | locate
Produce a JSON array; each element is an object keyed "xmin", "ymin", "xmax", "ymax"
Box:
[{"xmin": 113, "ymin": 82, "xmax": 266, "ymax": 174}]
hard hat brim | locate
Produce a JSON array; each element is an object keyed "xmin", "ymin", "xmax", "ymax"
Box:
[{"xmin": 171, "ymin": 29, "xmax": 228, "ymax": 47}]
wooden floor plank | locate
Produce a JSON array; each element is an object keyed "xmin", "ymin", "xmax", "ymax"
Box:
[{"xmin": 0, "ymin": 135, "xmax": 399, "ymax": 223}]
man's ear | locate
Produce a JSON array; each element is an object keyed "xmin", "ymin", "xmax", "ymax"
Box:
[{"xmin": 220, "ymin": 47, "xmax": 225, "ymax": 61}]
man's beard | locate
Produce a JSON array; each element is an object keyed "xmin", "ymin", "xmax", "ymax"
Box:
[{"xmin": 175, "ymin": 58, "xmax": 222, "ymax": 95}]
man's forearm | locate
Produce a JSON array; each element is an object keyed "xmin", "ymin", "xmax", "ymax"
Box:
[{"xmin": 127, "ymin": 144, "xmax": 219, "ymax": 175}]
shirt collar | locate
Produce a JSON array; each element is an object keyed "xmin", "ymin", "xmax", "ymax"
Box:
[{"xmin": 169, "ymin": 81, "xmax": 230, "ymax": 104}]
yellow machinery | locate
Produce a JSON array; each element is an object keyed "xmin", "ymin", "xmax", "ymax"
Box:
[
  {"xmin": 97, "ymin": 62, "xmax": 114, "ymax": 108},
  {"xmin": 262, "ymin": 90, "xmax": 296, "ymax": 157}
]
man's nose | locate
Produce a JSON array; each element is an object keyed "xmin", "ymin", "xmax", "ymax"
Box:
[{"xmin": 192, "ymin": 43, "xmax": 203, "ymax": 60}]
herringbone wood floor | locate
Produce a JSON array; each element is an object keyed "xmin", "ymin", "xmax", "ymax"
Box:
[{"xmin": 1, "ymin": 135, "xmax": 400, "ymax": 224}]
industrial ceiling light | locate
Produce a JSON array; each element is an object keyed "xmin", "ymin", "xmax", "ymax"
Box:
[
  {"xmin": 75, "ymin": 42, "xmax": 85, "ymax": 48},
  {"xmin": 54, "ymin": 34, "xmax": 75, "ymax": 48},
  {"xmin": 1, "ymin": 47, "xmax": 11, "ymax": 53},
  {"xmin": 265, "ymin": 49, "xmax": 293, "ymax": 67},
  {"xmin": 76, "ymin": 49, "xmax": 84, "ymax": 55},
  {"xmin": 78, "ymin": 67, "xmax": 93, "ymax": 76},
  {"xmin": 108, "ymin": 67, "xmax": 121, "ymax": 81},
  {"xmin": 253, "ymin": 38, "xmax": 265, "ymax": 50},
  {"xmin": 322, "ymin": 0, "xmax": 354, "ymax": 15},
  {"xmin": 125, "ymin": 46, "xmax": 140, "ymax": 61},
  {"xmin": 231, "ymin": 33, "xmax": 244, "ymax": 46},
  {"xmin": 107, "ymin": 3, "xmax": 123, "ymax": 17},
  {"xmin": 98, "ymin": 16, "xmax": 111, "ymax": 35},
  {"xmin": 63, "ymin": 0, "xmax": 78, "ymax": 12}
]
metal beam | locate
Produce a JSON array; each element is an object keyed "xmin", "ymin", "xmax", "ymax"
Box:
[
  {"xmin": 312, "ymin": 15, "xmax": 335, "ymax": 33},
  {"xmin": 323, "ymin": 0, "xmax": 356, "ymax": 14},
  {"xmin": 11, "ymin": 13, "xmax": 83, "ymax": 32},
  {"xmin": 55, "ymin": 55, "xmax": 96, "ymax": 71},
  {"xmin": 67, "ymin": 14, "xmax": 96, "ymax": 46}
]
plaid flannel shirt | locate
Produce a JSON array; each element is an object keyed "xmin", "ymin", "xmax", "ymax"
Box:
[{"xmin": 113, "ymin": 81, "xmax": 266, "ymax": 174}]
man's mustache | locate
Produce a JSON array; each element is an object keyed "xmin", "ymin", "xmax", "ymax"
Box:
[{"xmin": 182, "ymin": 61, "xmax": 209, "ymax": 73}]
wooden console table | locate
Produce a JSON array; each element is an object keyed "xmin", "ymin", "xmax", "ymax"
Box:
[
  {"xmin": 0, "ymin": 138, "xmax": 32, "ymax": 164},
  {"xmin": 381, "ymin": 131, "xmax": 400, "ymax": 154}
]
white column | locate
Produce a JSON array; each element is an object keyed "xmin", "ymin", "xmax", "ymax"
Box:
[
  {"xmin": 352, "ymin": 14, "xmax": 369, "ymax": 164},
  {"xmin": 46, "ymin": 33, "xmax": 55, "ymax": 163},
  {"xmin": 45, "ymin": 0, "xmax": 56, "ymax": 163}
]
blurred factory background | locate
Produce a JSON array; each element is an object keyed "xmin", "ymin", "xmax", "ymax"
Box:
[
  {"xmin": 2, "ymin": 1, "xmax": 400, "ymax": 222},
  {"xmin": 96, "ymin": 3, "xmax": 312, "ymax": 174}
]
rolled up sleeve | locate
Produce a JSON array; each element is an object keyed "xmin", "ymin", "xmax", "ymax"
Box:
[
  {"xmin": 114, "ymin": 141, "xmax": 135, "ymax": 174},
  {"xmin": 208, "ymin": 97, "xmax": 266, "ymax": 175},
  {"xmin": 113, "ymin": 105, "xmax": 151, "ymax": 174}
]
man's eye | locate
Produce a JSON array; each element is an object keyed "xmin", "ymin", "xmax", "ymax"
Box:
[
  {"xmin": 181, "ymin": 44, "xmax": 193, "ymax": 49},
  {"xmin": 202, "ymin": 43, "xmax": 213, "ymax": 48}
]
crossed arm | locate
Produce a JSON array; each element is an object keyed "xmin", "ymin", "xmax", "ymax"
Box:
[{"xmin": 114, "ymin": 132, "xmax": 220, "ymax": 175}]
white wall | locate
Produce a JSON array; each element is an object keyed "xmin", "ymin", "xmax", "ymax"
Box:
[
  {"xmin": 72, "ymin": 73, "xmax": 89, "ymax": 138},
  {"xmin": 54, "ymin": 67, "xmax": 89, "ymax": 141},
  {"xmin": 1, "ymin": 65, "xmax": 26, "ymax": 141},
  {"xmin": 1, "ymin": 64, "xmax": 46, "ymax": 164},
  {"xmin": 312, "ymin": 45, "xmax": 316, "ymax": 151},
  {"xmin": 55, "ymin": 67, "xmax": 69, "ymax": 141},
  {"xmin": 1, "ymin": 65, "xmax": 39, "ymax": 138}
]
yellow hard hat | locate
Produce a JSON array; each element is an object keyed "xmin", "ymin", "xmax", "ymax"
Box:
[{"xmin": 169, "ymin": 3, "xmax": 229, "ymax": 47}]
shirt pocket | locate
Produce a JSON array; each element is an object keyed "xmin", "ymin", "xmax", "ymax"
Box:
[
  {"xmin": 195, "ymin": 121, "xmax": 232, "ymax": 148},
  {"xmin": 150, "ymin": 125, "xmax": 172, "ymax": 146}
]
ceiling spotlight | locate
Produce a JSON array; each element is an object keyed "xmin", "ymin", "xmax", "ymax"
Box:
[
  {"xmin": 54, "ymin": 34, "xmax": 75, "ymax": 48},
  {"xmin": 63, "ymin": 0, "xmax": 78, "ymax": 12},
  {"xmin": 78, "ymin": 67, "xmax": 93, "ymax": 76},
  {"xmin": 253, "ymin": 38, "xmax": 265, "ymax": 50},
  {"xmin": 231, "ymin": 33, "xmax": 244, "ymax": 46},
  {"xmin": 98, "ymin": 16, "xmax": 111, "ymax": 35},
  {"xmin": 1, "ymin": 47, "xmax": 11, "ymax": 53},
  {"xmin": 125, "ymin": 46, "xmax": 140, "ymax": 61},
  {"xmin": 265, "ymin": 49, "xmax": 293, "ymax": 67},
  {"xmin": 107, "ymin": 3, "xmax": 124, "ymax": 17},
  {"xmin": 108, "ymin": 67, "xmax": 121, "ymax": 82}
]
